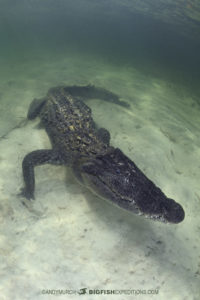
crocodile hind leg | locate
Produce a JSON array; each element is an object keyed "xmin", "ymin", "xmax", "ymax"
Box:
[
  {"xmin": 21, "ymin": 149, "xmax": 66, "ymax": 200},
  {"xmin": 27, "ymin": 97, "xmax": 46, "ymax": 120}
]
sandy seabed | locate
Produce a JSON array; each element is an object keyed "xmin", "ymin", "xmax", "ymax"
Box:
[{"xmin": 0, "ymin": 51, "xmax": 200, "ymax": 300}]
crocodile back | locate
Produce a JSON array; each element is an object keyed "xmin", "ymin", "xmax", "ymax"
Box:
[{"xmin": 40, "ymin": 87, "xmax": 108, "ymax": 158}]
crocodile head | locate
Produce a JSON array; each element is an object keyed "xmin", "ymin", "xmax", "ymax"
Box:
[{"xmin": 76, "ymin": 148, "xmax": 184, "ymax": 224}]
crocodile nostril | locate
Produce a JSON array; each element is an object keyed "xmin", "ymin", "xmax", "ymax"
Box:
[{"xmin": 164, "ymin": 200, "xmax": 185, "ymax": 223}]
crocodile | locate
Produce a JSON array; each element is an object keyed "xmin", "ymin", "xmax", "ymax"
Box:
[{"xmin": 21, "ymin": 85, "xmax": 185, "ymax": 223}]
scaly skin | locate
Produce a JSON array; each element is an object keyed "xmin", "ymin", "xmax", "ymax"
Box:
[{"xmin": 21, "ymin": 85, "xmax": 184, "ymax": 223}]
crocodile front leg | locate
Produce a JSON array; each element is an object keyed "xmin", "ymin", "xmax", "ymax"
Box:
[
  {"xmin": 22, "ymin": 149, "xmax": 64, "ymax": 200},
  {"xmin": 97, "ymin": 128, "xmax": 110, "ymax": 145}
]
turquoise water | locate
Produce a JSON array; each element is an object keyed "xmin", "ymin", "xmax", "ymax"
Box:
[{"xmin": 0, "ymin": 1, "xmax": 200, "ymax": 299}]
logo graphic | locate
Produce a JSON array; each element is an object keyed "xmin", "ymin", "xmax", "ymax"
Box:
[{"xmin": 78, "ymin": 288, "xmax": 87, "ymax": 295}]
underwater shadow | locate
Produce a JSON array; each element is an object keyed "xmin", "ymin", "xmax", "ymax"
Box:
[{"xmin": 78, "ymin": 184, "xmax": 194, "ymax": 291}]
